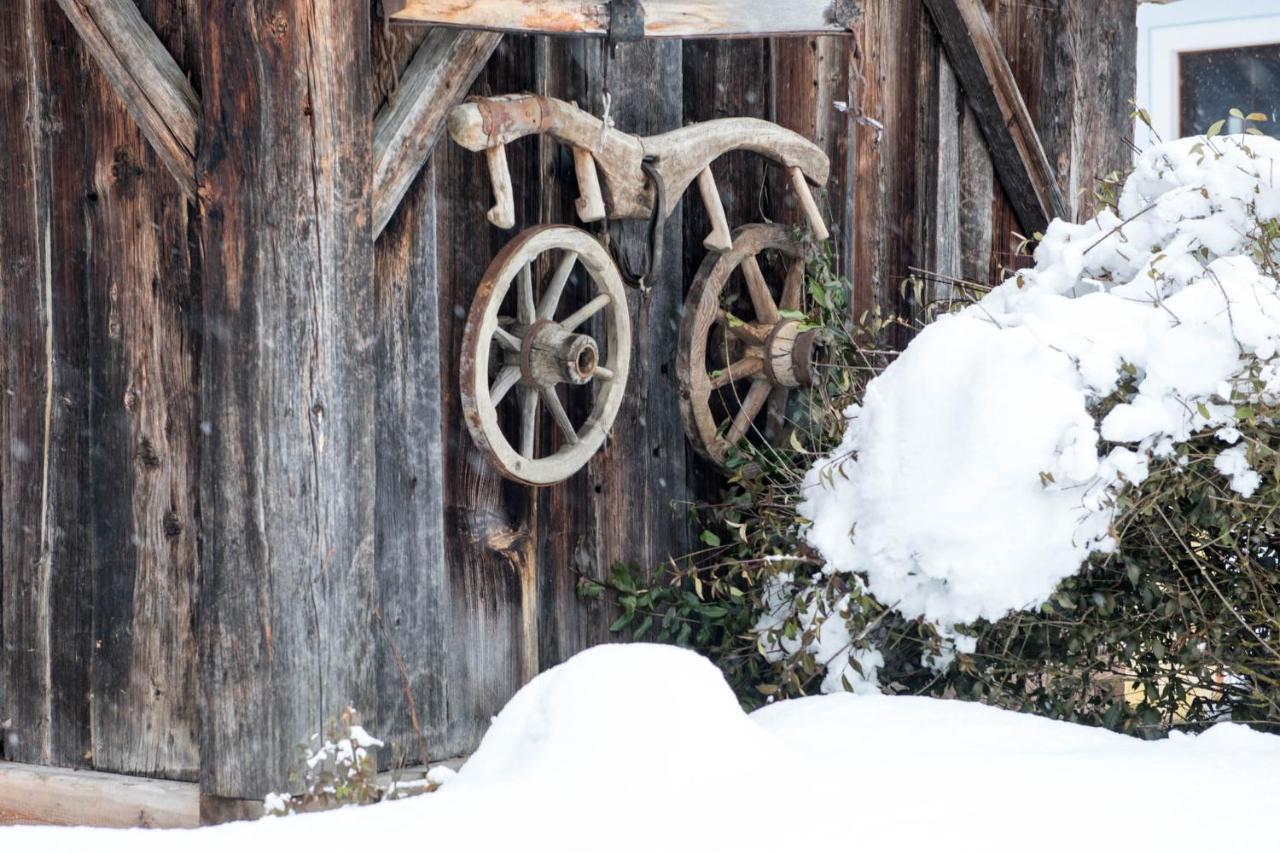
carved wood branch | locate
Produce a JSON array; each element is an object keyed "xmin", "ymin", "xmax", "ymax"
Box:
[
  {"xmin": 382, "ymin": 0, "xmax": 861, "ymax": 38},
  {"xmin": 372, "ymin": 29, "xmax": 503, "ymax": 237},
  {"xmin": 923, "ymin": 0, "xmax": 1068, "ymax": 235},
  {"xmin": 53, "ymin": 0, "xmax": 199, "ymax": 199}
]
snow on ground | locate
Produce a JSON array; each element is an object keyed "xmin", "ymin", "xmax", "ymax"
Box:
[
  {"xmin": 802, "ymin": 134, "xmax": 1280, "ymax": 634},
  {"xmin": 5, "ymin": 645, "xmax": 1278, "ymax": 853}
]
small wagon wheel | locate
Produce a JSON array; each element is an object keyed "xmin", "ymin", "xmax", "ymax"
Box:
[
  {"xmin": 677, "ymin": 223, "xmax": 821, "ymax": 468},
  {"xmin": 461, "ymin": 225, "xmax": 632, "ymax": 486}
]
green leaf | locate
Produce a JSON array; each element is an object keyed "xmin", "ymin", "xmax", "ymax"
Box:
[
  {"xmin": 755, "ymin": 683, "xmax": 779, "ymax": 695},
  {"xmin": 1206, "ymin": 119, "xmax": 1226, "ymax": 138},
  {"xmin": 1229, "ymin": 107, "xmax": 1245, "ymax": 120},
  {"xmin": 700, "ymin": 530, "xmax": 722, "ymax": 548}
]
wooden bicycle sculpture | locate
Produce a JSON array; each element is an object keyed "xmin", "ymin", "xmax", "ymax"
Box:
[{"xmin": 449, "ymin": 94, "xmax": 832, "ymax": 486}]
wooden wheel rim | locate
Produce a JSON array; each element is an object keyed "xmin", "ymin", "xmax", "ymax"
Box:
[
  {"xmin": 461, "ymin": 226, "xmax": 631, "ymax": 486},
  {"xmin": 677, "ymin": 223, "xmax": 810, "ymax": 467}
]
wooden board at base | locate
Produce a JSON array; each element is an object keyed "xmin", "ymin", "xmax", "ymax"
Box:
[{"xmin": 0, "ymin": 762, "xmax": 199, "ymax": 829}]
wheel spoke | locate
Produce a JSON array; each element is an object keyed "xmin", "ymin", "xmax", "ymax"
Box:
[
  {"xmin": 715, "ymin": 309, "xmax": 767, "ymax": 345},
  {"xmin": 724, "ymin": 380, "xmax": 771, "ymax": 446},
  {"xmin": 741, "ymin": 255, "xmax": 780, "ymax": 323},
  {"xmin": 519, "ymin": 386, "xmax": 538, "ymax": 459},
  {"xmin": 517, "ymin": 263, "xmax": 536, "ymax": 324},
  {"xmin": 494, "ymin": 326, "xmax": 522, "ymax": 352},
  {"xmin": 540, "ymin": 387, "xmax": 579, "ymax": 445},
  {"xmin": 538, "ymin": 251, "xmax": 579, "ymax": 320},
  {"xmin": 594, "ymin": 365, "xmax": 615, "ymax": 382},
  {"xmin": 780, "ymin": 261, "xmax": 805, "ymax": 312},
  {"xmin": 490, "ymin": 366, "xmax": 521, "ymax": 407},
  {"xmin": 561, "ymin": 293, "xmax": 612, "ymax": 333},
  {"xmin": 711, "ymin": 356, "xmax": 764, "ymax": 391}
]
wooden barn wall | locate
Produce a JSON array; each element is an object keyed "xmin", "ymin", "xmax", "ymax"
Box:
[
  {"xmin": 1, "ymin": 0, "xmax": 201, "ymax": 779},
  {"xmin": 0, "ymin": 0, "xmax": 1136, "ymax": 799}
]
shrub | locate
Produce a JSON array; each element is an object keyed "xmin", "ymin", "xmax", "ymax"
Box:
[{"xmin": 594, "ymin": 127, "xmax": 1280, "ymax": 735}]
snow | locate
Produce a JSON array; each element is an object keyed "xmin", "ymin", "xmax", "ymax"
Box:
[
  {"xmin": 4, "ymin": 645, "xmax": 1278, "ymax": 854},
  {"xmin": 800, "ymin": 134, "xmax": 1280, "ymax": 642}
]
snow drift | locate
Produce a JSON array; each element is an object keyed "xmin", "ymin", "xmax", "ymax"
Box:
[{"xmin": 5, "ymin": 645, "xmax": 1279, "ymax": 853}]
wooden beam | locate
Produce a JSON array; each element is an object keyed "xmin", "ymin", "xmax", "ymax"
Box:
[
  {"xmin": 373, "ymin": 29, "xmax": 502, "ymax": 237},
  {"xmin": 384, "ymin": 0, "xmax": 861, "ymax": 38},
  {"xmin": 196, "ymin": 0, "xmax": 377, "ymax": 800},
  {"xmin": 0, "ymin": 762, "xmax": 199, "ymax": 828},
  {"xmin": 52, "ymin": 0, "xmax": 199, "ymax": 199},
  {"xmin": 923, "ymin": 0, "xmax": 1067, "ymax": 235}
]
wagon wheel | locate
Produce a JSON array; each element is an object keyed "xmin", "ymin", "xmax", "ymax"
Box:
[
  {"xmin": 461, "ymin": 225, "xmax": 632, "ymax": 486},
  {"xmin": 678, "ymin": 223, "xmax": 821, "ymax": 468}
]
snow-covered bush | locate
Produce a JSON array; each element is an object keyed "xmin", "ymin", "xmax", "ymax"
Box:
[
  {"xmin": 264, "ymin": 708, "xmax": 443, "ymax": 816},
  {"xmin": 598, "ymin": 129, "xmax": 1280, "ymax": 733}
]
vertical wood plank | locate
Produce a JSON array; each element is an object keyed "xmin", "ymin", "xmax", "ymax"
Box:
[
  {"xmin": 1064, "ymin": 0, "xmax": 1136, "ymax": 222},
  {"xmin": 372, "ymin": 155, "xmax": 449, "ymax": 764},
  {"xmin": 958, "ymin": 100, "xmax": 995, "ymax": 284},
  {"xmin": 434, "ymin": 36, "xmax": 538, "ymax": 757},
  {"xmin": 849, "ymin": 0, "xmax": 927, "ymax": 326},
  {"xmin": 0, "ymin": 0, "xmax": 95, "ymax": 770},
  {"xmin": 770, "ymin": 35, "xmax": 854, "ymax": 277},
  {"xmin": 553, "ymin": 38, "xmax": 691, "ymax": 664},
  {"xmin": 195, "ymin": 0, "xmax": 377, "ymax": 798},
  {"xmin": 85, "ymin": 0, "xmax": 201, "ymax": 782}
]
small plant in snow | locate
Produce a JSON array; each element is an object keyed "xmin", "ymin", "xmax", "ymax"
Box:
[{"xmin": 264, "ymin": 708, "xmax": 388, "ymax": 816}]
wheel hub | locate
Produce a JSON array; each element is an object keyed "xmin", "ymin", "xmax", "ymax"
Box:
[
  {"xmin": 762, "ymin": 320, "xmax": 820, "ymax": 389},
  {"xmin": 518, "ymin": 318, "xmax": 600, "ymax": 386}
]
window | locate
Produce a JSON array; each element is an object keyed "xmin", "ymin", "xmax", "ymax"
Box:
[
  {"xmin": 1179, "ymin": 44, "xmax": 1280, "ymax": 136},
  {"xmin": 1137, "ymin": 0, "xmax": 1280, "ymax": 147}
]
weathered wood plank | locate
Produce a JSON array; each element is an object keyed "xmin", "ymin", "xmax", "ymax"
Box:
[
  {"xmin": 529, "ymin": 36, "xmax": 693, "ymax": 670},
  {"xmin": 590, "ymin": 38, "xmax": 692, "ymax": 598},
  {"xmin": 1063, "ymin": 0, "xmax": 1136, "ymax": 222},
  {"xmin": 434, "ymin": 36, "xmax": 536, "ymax": 757},
  {"xmin": 0, "ymin": 761, "xmax": 198, "ymax": 828},
  {"xmin": 770, "ymin": 35, "xmax": 855, "ymax": 279},
  {"xmin": 195, "ymin": 0, "xmax": 377, "ymax": 798},
  {"xmin": 847, "ymin": 0, "xmax": 927, "ymax": 324},
  {"xmin": 372, "ymin": 156, "xmax": 449, "ymax": 765},
  {"xmin": 0, "ymin": 0, "xmax": 96, "ymax": 771},
  {"xmin": 923, "ymin": 0, "xmax": 1067, "ymax": 237},
  {"xmin": 958, "ymin": 100, "xmax": 995, "ymax": 284},
  {"xmin": 84, "ymin": 0, "xmax": 201, "ymax": 781},
  {"xmin": 52, "ymin": 0, "xmax": 198, "ymax": 199},
  {"xmin": 373, "ymin": 28, "xmax": 502, "ymax": 238},
  {"xmin": 386, "ymin": 0, "xmax": 860, "ymax": 38},
  {"xmin": 932, "ymin": 53, "xmax": 963, "ymax": 286}
]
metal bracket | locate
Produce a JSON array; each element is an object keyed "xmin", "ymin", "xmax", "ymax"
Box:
[{"xmin": 609, "ymin": 0, "xmax": 646, "ymax": 42}]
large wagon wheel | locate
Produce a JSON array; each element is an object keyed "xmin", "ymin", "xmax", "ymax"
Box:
[
  {"xmin": 461, "ymin": 225, "xmax": 631, "ymax": 486},
  {"xmin": 678, "ymin": 223, "xmax": 821, "ymax": 468}
]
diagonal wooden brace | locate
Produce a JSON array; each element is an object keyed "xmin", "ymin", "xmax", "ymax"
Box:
[
  {"xmin": 372, "ymin": 29, "xmax": 503, "ymax": 237},
  {"xmin": 53, "ymin": 0, "xmax": 199, "ymax": 199}
]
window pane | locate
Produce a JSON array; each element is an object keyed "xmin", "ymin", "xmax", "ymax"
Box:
[{"xmin": 1179, "ymin": 43, "xmax": 1280, "ymax": 136}]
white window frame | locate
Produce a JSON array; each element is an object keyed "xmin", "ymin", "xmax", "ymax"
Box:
[{"xmin": 1136, "ymin": 0, "xmax": 1280, "ymax": 148}]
